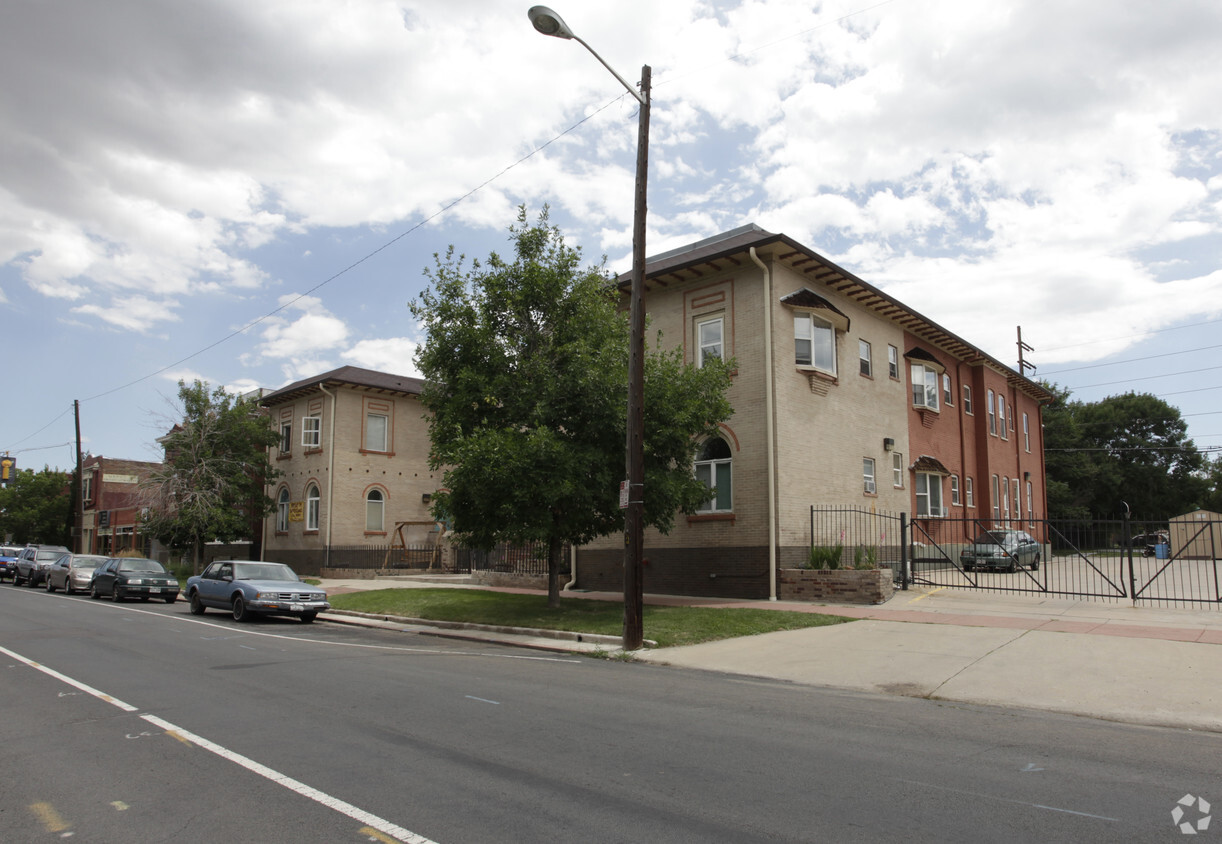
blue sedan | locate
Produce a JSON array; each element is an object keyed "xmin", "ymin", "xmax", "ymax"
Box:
[{"xmin": 185, "ymin": 560, "xmax": 330, "ymax": 623}]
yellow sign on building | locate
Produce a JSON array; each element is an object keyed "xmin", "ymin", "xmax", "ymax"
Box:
[{"xmin": 289, "ymin": 502, "xmax": 305, "ymax": 522}]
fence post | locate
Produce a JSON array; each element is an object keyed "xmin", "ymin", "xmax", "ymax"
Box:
[
  {"xmin": 900, "ymin": 512, "xmax": 909, "ymax": 590},
  {"xmin": 1122, "ymin": 507, "xmax": 1137, "ymax": 602}
]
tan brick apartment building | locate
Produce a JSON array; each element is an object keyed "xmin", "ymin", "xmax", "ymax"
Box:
[
  {"xmin": 574, "ymin": 225, "xmax": 1053, "ymax": 599},
  {"xmin": 258, "ymin": 367, "xmax": 440, "ymax": 574}
]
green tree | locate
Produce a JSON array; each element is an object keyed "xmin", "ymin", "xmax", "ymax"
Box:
[
  {"xmin": 0, "ymin": 466, "xmax": 72, "ymax": 545},
  {"xmin": 1043, "ymin": 387, "xmax": 1206, "ymax": 519},
  {"xmin": 410, "ymin": 208, "xmax": 734, "ymax": 607},
  {"xmin": 141, "ymin": 381, "xmax": 280, "ymax": 572}
]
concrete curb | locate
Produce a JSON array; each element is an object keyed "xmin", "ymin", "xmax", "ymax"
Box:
[{"xmin": 321, "ymin": 608, "xmax": 655, "ymax": 649}]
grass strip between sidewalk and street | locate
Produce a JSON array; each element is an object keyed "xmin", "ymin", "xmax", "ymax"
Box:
[{"xmin": 327, "ymin": 588, "xmax": 854, "ymax": 648}]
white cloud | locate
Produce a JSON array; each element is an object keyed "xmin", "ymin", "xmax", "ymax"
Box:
[{"xmin": 344, "ymin": 337, "xmax": 422, "ymax": 377}]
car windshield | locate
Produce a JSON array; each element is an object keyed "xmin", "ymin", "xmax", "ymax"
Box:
[
  {"xmin": 36, "ymin": 549, "xmax": 67, "ymax": 560},
  {"xmin": 233, "ymin": 563, "xmax": 300, "ymax": 582},
  {"xmin": 971, "ymin": 532, "xmax": 1013, "ymax": 545},
  {"xmin": 73, "ymin": 556, "xmax": 107, "ymax": 570},
  {"xmin": 118, "ymin": 559, "xmax": 168, "ymax": 573}
]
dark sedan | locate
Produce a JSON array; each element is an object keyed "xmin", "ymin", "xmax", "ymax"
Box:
[
  {"xmin": 90, "ymin": 557, "xmax": 180, "ymax": 603},
  {"xmin": 185, "ymin": 560, "xmax": 329, "ymax": 623}
]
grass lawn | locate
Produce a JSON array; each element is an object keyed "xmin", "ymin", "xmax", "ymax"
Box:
[{"xmin": 327, "ymin": 588, "xmax": 853, "ymax": 648}]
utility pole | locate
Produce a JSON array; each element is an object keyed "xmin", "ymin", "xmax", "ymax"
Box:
[
  {"xmin": 1017, "ymin": 326, "xmax": 1036, "ymax": 378},
  {"xmin": 73, "ymin": 400, "xmax": 84, "ymax": 553}
]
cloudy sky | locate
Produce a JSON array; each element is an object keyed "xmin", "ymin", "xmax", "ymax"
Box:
[{"xmin": 3, "ymin": 0, "xmax": 1221, "ymax": 471}]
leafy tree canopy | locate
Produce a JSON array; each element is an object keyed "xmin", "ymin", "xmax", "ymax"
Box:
[
  {"xmin": 410, "ymin": 207, "xmax": 734, "ymax": 605},
  {"xmin": 141, "ymin": 380, "xmax": 280, "ymax": 569},
  {"xmin": 1042, "ymin": 386, "xmax": 1208, "ymax": 519},
  {"xmin": 0, "ymin": 466, "xmax": 71, "ymax": 545}
]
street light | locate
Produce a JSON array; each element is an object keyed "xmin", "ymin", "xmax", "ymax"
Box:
[{"xmin": 528, "ymin": 6, "xmax": 650, "ymax": 651}]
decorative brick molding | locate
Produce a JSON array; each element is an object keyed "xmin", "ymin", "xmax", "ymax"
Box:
[{"xmin": 778, "ymin": 568, "xmax": 895, "ymax": 604}]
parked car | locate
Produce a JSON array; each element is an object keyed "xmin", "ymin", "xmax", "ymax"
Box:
[
  {"xmin": 13, "ymin": 545, "xmax": 71, "ymax": 587},
  {"xmin": 960, "ymin": 530, "xmax": 1041, "ymax": 573},
  {"xmin": 45, "ymin": 553, "xmax": 109, "ymax": 594},
  {"xmin": 1124, "ymin": 530, "xmax": 1169, "ymax": 557},
  {"xmin": 185, "ymin": 560, "xmax": 330, "ymax": 623},
  {"xmin": 0, "ymin": 545, "xmax": 21, "ymax": 582},
  {"xmin": 89, "ymin": 557, "xmax": 180, "ymax": 603}
]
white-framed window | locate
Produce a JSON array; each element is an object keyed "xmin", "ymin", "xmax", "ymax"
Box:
[
  {"xmin": 366, "ymin": 489, "xmax": 385, "ymax": 532},
  {"xmin": 911, "ymin": 363, "xmax": 940, "ymax": 410},
  {"xmin": 998, "ymin": 394, "xmax": 1008, "ymax": 440},
  {"xmin": 276, "ymin": 488, "xmax": 290, "ymax": 532},
  {"xmin": 280, "ymin": 421, "xmax": 292, "ymax": 454},
  {"xmin": 697, "ymin": 316, "xmax": 724, "ymax": 368},
  {"xmin": 892, "ymin": 452, "xmax": 904, "ymax": 488},
  {"xmin": 695, "ymin": 437, "xmax": 733, "ymax": 513},
  {"xmin": 887, "ymin": 345, "xmax": 899, "ymax": 379},
  {"xmin": 306, "ymin": 484, "xmax": 320, "ymax": 531},
  {"xmin": 915, "ymin": 473, "xmax": 944, "ymax": 517},
  {"xmin": 987, "ymin": 389, "xmax": 997, "ymax": 435},
  {"xmin": 991, "ymin": 474, "xmax": 1000, "ymax": 519},
  {"xmin": 859, "ymin": 340, "xmax": 872, "ymax": 377},
  {"xmin": 82, "ymin": 475, "xmax": 93, "ymax": 503},
  {"xmin": 1012, "ymin": 478, "xmax": 1021, "ymax": 520},
  {"xmin": 966, "ymin": 476, "xmax": 975, "ymax": 508},
  {"xmin": 366, "ymin": 413, "xmax": 389, "ymax": 452},
  {"xmin": 943, "ymin": 373, "xmax": 953, "ymax": 406},
  {"xmin": 1002, "ymin": 476, "xmax": 1010, "ymax": 520},
  {"xmin": 1026, "ymin": 481, "xmax": 1033, "ymax": 517},
  {"xmin": 950, "ymin": 474, "xmax": 961, "ymax": 506},
  {"xmin": 963, "ymin": 384, "xmax": 973, "ymax": 415},
  {"xmin": 302, "ymin": 416, "xmax": 321, "ymax": 449},
  {"xmin": 1023, "ymin": 412, "xmax": 1031, "ymax": 452},
  {"xmin": 863, "ymin": 457, "xmax": 876, "ymax": 494},
  {"xmin": 794, "ymin": 312, "xmax": 836, "ymax": 374}
]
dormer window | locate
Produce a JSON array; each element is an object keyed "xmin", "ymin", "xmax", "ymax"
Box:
[{"xmin": 794, "ymin": 312, "xmax": 836, "ymax": 373}]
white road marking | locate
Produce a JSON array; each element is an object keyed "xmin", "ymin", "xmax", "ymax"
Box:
[
  {"xmin": 465, "ymin": 695, "xmax": 500, "ymax": 705},
  {"xmin": 3, "ymin": 643, "xmax": 438, "ymax": 844}
]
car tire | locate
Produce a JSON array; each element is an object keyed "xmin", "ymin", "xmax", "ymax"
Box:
[
  {"xmin": 1031, "ymin": 554, "xmax": 1040, "ymax": 571},
  {"xmin": 962, "ymin": 563, "xmax": 974, "ymax": 572},
  {"xmin": 189, "ymin": 591, "xmax": 206, "ymax": 615},
  {"xmin": 163, "ymin": 595, "xmax": 176, "ymax": 604},
  {"xmin": 232, "ymin": 595, "xmax": 248, "ymax": 622},
  {"xmin": 64, "ymin": 581, "xmax": 74, "ymax": 595},
  {"xmin": 45, "ymin": 576, "xmax": 56, "ymax": 592},
  {"xmin": 1006, "ymin": 558, "xmax": 1017, "ymax": 573},
  {"xmin": 300, "ymin": 612, "xmax": 317, "ymax": 623},
  {"xmin": 28, "ymin": 574, "xmax": 40, "ymax": 588},
  {"xmin": 90, "ymin": 584, "xmax": 100, "ymax": 599},
  {"xmin": 112, "ymin": 587, "xmax": 124, "ymax": 603}
]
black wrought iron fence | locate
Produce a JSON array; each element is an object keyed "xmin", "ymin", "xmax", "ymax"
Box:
[{"xmin": 456, "ymin": 540, "xmax": 569, "ymax": 577}]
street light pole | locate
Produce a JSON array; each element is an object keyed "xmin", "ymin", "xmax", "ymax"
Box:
[{"xmin": 528, "ymin": 6, "xmax": 649, "ymax": 650}]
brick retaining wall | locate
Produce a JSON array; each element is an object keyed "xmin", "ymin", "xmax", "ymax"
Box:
[{"xmin": 778, "ymin": 568, "xmax": 895, "ymax": 604}]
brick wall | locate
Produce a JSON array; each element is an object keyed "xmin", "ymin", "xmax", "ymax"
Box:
[{"xmin": 778, "ymin": 568, "xmax": 895, "ymax": 604}]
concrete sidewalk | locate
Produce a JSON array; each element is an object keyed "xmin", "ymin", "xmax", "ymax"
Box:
[{"xmin": 316, "ymin": 575, "xmax": 1222, "ymax": 732}]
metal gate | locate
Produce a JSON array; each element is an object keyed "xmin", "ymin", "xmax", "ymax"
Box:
[{"xmin": 810, "ymin": 507, "xmax": 1222, "ymax": 608}]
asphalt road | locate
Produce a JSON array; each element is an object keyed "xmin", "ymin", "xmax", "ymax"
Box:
[{"xmin": 2, "ymin": 584, "xmax": 1218, "ymax": 843}]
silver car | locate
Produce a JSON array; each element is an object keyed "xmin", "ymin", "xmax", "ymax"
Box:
[
  {"xmin": 960, "ymin": 529, "xmax": 1041, "ymax": 573},
  {"xmin": 185, "ymin": 560, "xmax": 330, "ymax": 623},
  {"xmin": 45, "ymin": 553, "xmax": 109, "ymax": 594}
]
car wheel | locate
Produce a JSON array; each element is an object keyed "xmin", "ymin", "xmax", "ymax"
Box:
[
  {"xmin": 1006, "ymin": 558, "xmax": 1017, "ymax": 573},
  {"xmin": 232, "ymin": 595, "xmax": 248, "ymax": 622},
  {"xmin": 28, "ymin": 574, "xmax": 40, "ymax": 588},
  {"xmin": 90, "ymin": 584, "xmax": 100, "ymax": 599},
  {"xmin": 300, "ymin": 612, "xmax": 317, "ymax": 623},
  {"xmin": 163, "ymin": 595, "xmax": 176, "ymax": 604},
  {"xmin": 45, "ymin": 576, "xmax": 56, "ymax": 592},
  {"xmin": 962, "ymin": 563, "xmax": 974, "ymax": 572},
  {"xmin": 1031, "ymin": 554, "xmax": 1040, "ymax": 571},
  {"xmin": 189, "ymin": 591, "xmax": 206, "ymax": 615},
  {"xmin": 112, "ymin": 586, "xmax": 124, "ymax": 602},
  {"xmin": 64, "ymin": 581, "xmax": 74, "ymax": 595}
]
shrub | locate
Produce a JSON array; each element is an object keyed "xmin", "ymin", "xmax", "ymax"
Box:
[
  {"xmin": 806, "ymin": 544, "xmax": 843, "ymax": 570},
  {"xmin": 853, "ymin": 545, "xmax": 879, "ymax": 570}
]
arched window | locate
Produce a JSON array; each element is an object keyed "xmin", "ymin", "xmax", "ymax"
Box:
[
  {"xmin": 366, "ymin": 489, "xmax": 385, "ymax": 532},
  {"xmin": 694, "ymin": 437, "xmax": 732, "ymax": 513},
  {"xmin": 306, "ymin": 484, "xmax": 320, "ymax": 532},
  {"xmin": 276, "ymin": 488, "xmax": 290, "ymax": 532}
]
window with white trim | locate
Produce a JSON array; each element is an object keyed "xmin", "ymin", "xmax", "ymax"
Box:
[
  {"xmin": 1023, "ymin": 412, "xmax": 1030, "ymax": 452},
  {"xmin": 950, "ymin": 474, "xmax": 961, "ymax": 506},
  {"xmin": 695, "ymin": 437, "xmax": 732, "ymax": 513},
  {"xmin": 963, "ymin": 384, "xmax": 973, "ymax": 415},
  {"xmin": 915, "ymin": 473, "xmax": 944, "ymax": 517},
  {"xmin": 302, "ymin": 416, "xmax": 321, "ymax": 449},
  {"xmin": 277, "ymin": 488, "xmax": 290, "ymax": 532},
  {"xmin": 863, "ymin": 457, "xmax": 876, "ymax": 494},
  {"xmin": 887, "ymin": 345, "xmax": 899, "ymax": 379},
  {"xmin": 943, "ymin": 373, "xmax": 953, "ymax": 406},
  {"xmin": 966, "ymin": 476, "xmax": 975, "ymax": 508},
  {"xmin": 991, "ymin": 474, "xmax": 1000, "ymax": 519},
  {"xmin": 892, "ymin": 452, "xmax": 904, "ymax": 488},
  {"xmin": 1002, "ymin": 476, "xmax": 1010, "ymax": 519},
  {"xmin": 859, "ymin": 340, "xmax": 872, "ymax": 377},
  {"xmin": 366, "ymin": 413, "xmax": 389, "ymax": 453},
  {"xmin": 306, "ymin": 484, "xmax": 320, "ymax": 531},
  {"xmin": 366, "ymin": 489, "xmax": 385, "ymax": 532},
  {"xmin": 987, "ymin": 389, "xmax": 997, "ymax": 435},
  {"xmin": 794, "ymin": 312, "xmax": 836, "ymax": 374},
  {"xmin": 280, "ymin": 422, "xmax": 292, "ymax": 454},
  {"xmin": 697, "ymin": 316, "xmax": 724, "ymax": 368},
  {"xmin": 1026, "ymin": 481, "xmax": 1033, "ymax": 517},
  {"xmin": 1012, "ymin": 478, "xmax": 1021, "ymax": 520},
  {"xmin": 998, "ymin": 394, "xmax": 1008, "ymax": 440},
  {"xmin": 911, "ymin": 363, "xmax": 940, "ymax": 410}
]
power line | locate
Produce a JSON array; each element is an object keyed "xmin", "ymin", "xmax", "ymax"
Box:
[
  {"xmin": 1040, "ymin": 317, "xmax": 1222, "ymax": 355},
  {"xmin": 1041, "ymin": 343, "xmax": 1222, "ymax": 376}
]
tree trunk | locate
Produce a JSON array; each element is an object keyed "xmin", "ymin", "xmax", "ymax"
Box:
[
  {"xmin": 547, "ymin": 536, "xmax": 563, "ymax": 609},
  {"xmin": 193, "ymin": 537, "xmax": 203, "ymax": 576}
]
